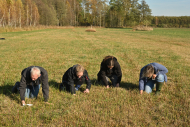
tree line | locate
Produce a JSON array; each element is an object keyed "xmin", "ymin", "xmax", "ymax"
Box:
[
  {"xmin": 0, "ymin": 0, "xmax": 189, "ymax": 28},
  {"xmin": 151, "ymin": 16, "xmax": 190, "ymax": 28}
]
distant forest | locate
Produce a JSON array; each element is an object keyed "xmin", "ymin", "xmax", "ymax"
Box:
[{"xmin": 0, "ymin": 0, "xmax": 190, "ymax": 28}]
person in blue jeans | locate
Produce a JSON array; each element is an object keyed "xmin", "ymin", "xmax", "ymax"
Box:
[
  {"xmin": 139, "ymin": 63, "xmax": 168, "ymax": 95},
  {"xmin": 12, "ymin": 66, "xmax": 49, "ymax": 106},
  {"xmin": 60, "ymin": 64, "xmax": 91, "ymax": 95}
]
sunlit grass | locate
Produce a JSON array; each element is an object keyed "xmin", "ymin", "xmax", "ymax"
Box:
[{"xmin": 0, "ymin": 28, "xmax": 190, "ymax": 126}]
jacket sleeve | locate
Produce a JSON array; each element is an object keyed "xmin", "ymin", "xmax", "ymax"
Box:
[
  {"xmin": 67, "ymin": 69, "xmax": 76, "ymax": 94},
  {"xmin": 154, "ymin": 63, "xmax": 168, "ymax": 76},
  {"xmin": 99, "ymin": 61, "xmax": 108, "ymax": 86},
  {"xmin": 114, "ymin": 61, "xmax": 122, "ymax": 84},
  {"xmin": 84, "ymin": 70, "xmax": 91, "ymax": 90},
  {"xmin": 139, "ymin": 68, "xmax": 145, "ymax": 90},
  {"xmin": 19, "ymin": 75, "xmax": 27, "ymax": 101},
  {"xmin": 41, "ymin": 72, "xmax": 49, "ymax": 102}
]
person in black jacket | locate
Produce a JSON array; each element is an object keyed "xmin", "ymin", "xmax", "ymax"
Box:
[
  {"xmin": 97, "ymin": 56, "xmax": 122, "ymax": 88},
  {"xmin": 12, "ymin": 66, "xmax": 49, "ymax": 105},
  {"xmin": 60, "ymin": 64, "xmax": 91, "ymax": 95}
]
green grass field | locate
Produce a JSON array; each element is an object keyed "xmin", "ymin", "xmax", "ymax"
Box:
[{"xmin": 0, "ymin": 28, "xmax": 190, "ymax": 126}]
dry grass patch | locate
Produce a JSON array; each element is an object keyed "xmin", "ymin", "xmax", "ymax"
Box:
[
  {"xmin": 133, "ymin": 25, "xmax": 153, "ymax": 31},
  {"xmin": 85, "ymin": 29, "xmax": 96, "ymax": 32}
]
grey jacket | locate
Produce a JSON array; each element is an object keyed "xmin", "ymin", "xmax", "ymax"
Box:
[{"xmin": 19, "ymin": 66, "xmax": 49, "ymax": 102}]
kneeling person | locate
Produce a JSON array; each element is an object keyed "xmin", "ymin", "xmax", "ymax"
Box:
[
  {"xmin": 97, "ymin": 56, "xmax": 122, "ymax": 88},
  {"xmin": 139, "ymin": 63, "xmax": 168, "ymax": 95},
  {"xmin": 60, "ymin": 64, "xmax": 91, "ymax": 95},
  {"xmin": 12, "ymin": 66, "xmax": 49, "ymax": 105}
]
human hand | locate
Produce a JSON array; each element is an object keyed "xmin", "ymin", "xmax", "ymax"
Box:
[
  {"xmin": 84, "ymin": 89, "xmax": 89, "ymax": 93},
  {"xmin": 140, "ymin": 90, "xmax": 143, "ymax": 94},
  {"xmin": 152, "ymin": 74, "xmax": 157, "ymax": 80},
  {"xmin": 21, "ymin": 100, "xmax": 26, "ymax": 106},
  {"xmin": 106, "ymin": 85, "xmax": 109, "ymax": 88}
]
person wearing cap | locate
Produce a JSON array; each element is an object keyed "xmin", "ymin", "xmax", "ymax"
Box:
[
  {"xmin": 60, "ymin": 64, "xmax": 91, "ymax": 95},
  {"xmin": 97, "ymin": 56, "xmax": 122, "ymax": 88},
  {"xmin": 12, "ymin": 66, "xmax": 49, "ymax": 105},
  {"xmin": 139, "ymin": 63, "xmax": 168, "ymax": 95}
]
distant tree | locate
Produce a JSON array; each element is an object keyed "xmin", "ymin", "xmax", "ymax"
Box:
[{"xmin": 138, "ymin": 0, "xmax": 151, "ymax": 25}]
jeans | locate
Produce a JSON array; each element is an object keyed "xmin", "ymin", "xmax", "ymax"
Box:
[
  {"xmin": 75, "ymin": 84, "xmax": 81, "ymax": 91},
  {"xmin": 145, "ymin": 74, "xmax": 164, "ymax": 93},
  {"xmin": 25, "ymin": 84, "xmax": 41, "ymax": 98}
]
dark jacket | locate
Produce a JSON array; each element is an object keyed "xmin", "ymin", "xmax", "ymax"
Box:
[
  {"xmin": 62, "ymin": 64, "xmax": 91, "ymax": 94},
  {"xmin": 139, "ymin": 63, "xmax": 168, "ymax": 90},
  {"xmin": 97, "ymin": 57, "xmax": 122, "ymax": 86},
  {"xmin": 19, "ymin": 66, "xmax": 49, "ymax": 102}
]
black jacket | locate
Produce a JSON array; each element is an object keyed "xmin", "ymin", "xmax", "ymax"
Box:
[
  {"xmin": 98, "ymin": 57, "xmax": 122, "ymax": 86},
  {"xmin": 19, "ymin": 66, "xmax": 49, "ymax": 102},
  {"xmin": 62, "ymin": 65, "xmax": 91, "ymax": 94}
]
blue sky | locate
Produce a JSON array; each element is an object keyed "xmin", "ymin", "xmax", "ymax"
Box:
[{"xmin": 145, "ymin": 0, "xmax": 190, "ymax": 16}]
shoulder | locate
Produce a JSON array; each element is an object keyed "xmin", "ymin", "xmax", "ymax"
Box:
[{"xmin": 21, "ymin": 66, "xmax": 33, "ymax": 76}]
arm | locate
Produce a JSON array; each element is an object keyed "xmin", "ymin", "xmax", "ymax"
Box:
[
  {"xmin": 99, "ymin": 62, "xmax": 108, "ymax": 86},
  {"xmin": 41, "ymin": 72, "xmax": 49, "ymax": 102},
  {"xmin": 67, "ymin": 70, "xmax": 76, "ymax": 94},
  {"xmin": 153, "ymin": 63, "xmax": 168, "ymax": 76},
  {"xmin": 114, "ymin": 61, "xmax": 122, "ymax": 84},
  {"xmin": 84, "ymin": 70, "xmax": 91, "ymax": 91},
  {"xmin": 19, "ymin": 75, "xmax": 27, "ymax": 103},
  {"xmin": 139, "ymin": 68, "xmax": 145, "ymax": 94}
]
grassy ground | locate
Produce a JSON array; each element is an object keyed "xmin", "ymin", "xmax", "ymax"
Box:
[{"xmin": 0, "ymin": 28, "xmax": 190, "ymax": 126}]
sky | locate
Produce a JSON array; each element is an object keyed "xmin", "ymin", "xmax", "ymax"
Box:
[{"xmin": 145, "ymin": 0, "xmax": 190, "ymax": 16}]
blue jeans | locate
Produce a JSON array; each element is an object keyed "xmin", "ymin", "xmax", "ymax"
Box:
[
  {"xmin": 25, "ymin": 84, "xmax": 41, "ymax": 98},
  {"xmin": 145, "ymin": 74, "xmax": 164, "ymax": 93}
]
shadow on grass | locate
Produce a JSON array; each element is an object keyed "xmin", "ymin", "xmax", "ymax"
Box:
[
  {"xmin": 49, "ymin": 80, "xmax": 61, "ymax": 89},
  {"xmin": 0, "ymin": 82, "xmax": 20, "ymax": 102},
  {"xmin": 119, "ymin": 81, "xmax": 139, "ymax": 90},
  {"xmin": 91, "ymin": 78, "xmax": 139, "ymax": 91},
  {"xmin": 48, "ymin": 79, "xmax": 139, "ymax": 92}
]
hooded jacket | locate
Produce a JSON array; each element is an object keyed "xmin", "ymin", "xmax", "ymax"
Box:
[
  {"xmin": 62, "ymin": 64, "xmax": 91, "ymax": 94},
  {"xmin": 97, "ymin": 57, "xmax": 122, "ymax": 86},
  {"xmin": 19, "ymin": 66, "xmax": 49, "ymax": 102},
  {"xmin": 139, "ymin": 63, "xmax": 168, "ymax": 90}
]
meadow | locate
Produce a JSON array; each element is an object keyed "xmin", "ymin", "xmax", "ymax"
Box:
[{"xmin": 0, "ymin": 27, "xmax": 190, "ymax": 126}]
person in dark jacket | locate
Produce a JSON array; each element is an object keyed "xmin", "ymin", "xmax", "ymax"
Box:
[
  {"xmin": 139, "ymin": 63, "xmax": 168, "ymax": 95},
  {"xmin": 60, "ymin": 64, "xmax": 91, "ymax": 95},
  {"xmin": 97, "ymin": 56, "xmax": 122, "ymax": 88},
  {"xmin": 12, "ymin": 66, "xmax": 49, "ymax": 105}
]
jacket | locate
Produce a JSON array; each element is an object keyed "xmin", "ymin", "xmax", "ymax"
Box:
[
  {"xmin": 19, "ymin": 66, "xmax": 49, "ymax": 102},
  {"xmin": 139, "ymin": 63, "xmax": 168, "ymax": 90},
  {"xmin": 62, "ymin": 64, "xmax": 91, "ymax": 94},
  {"xmin": 97, "ymin": 57, "xmax": 122, "ymax": 86}
]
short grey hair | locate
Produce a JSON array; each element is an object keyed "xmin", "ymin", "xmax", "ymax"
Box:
[{"xmin": 31, "ymin": 67, "xmax": 41, "ymax": 76}]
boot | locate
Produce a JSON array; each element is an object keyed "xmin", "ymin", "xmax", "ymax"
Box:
[
  {"xmin": 12, "ymin": 82, "xmax": 20, "ymax": 93},
  {"xmin": 155, "ymin": 82, "xmax": 164, "ymax": 95}
]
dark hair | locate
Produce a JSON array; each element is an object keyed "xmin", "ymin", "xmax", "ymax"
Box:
[
  {"xmin": 103, "ymin": 56, "xmax": 114, "ymax": 67},
  {"xmin": 142, "ymin": 65, "xmax": 154, "ymax": 78}
]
